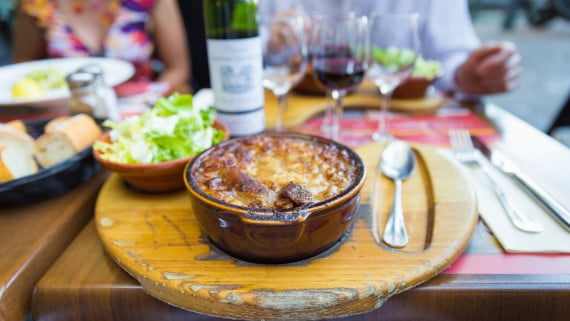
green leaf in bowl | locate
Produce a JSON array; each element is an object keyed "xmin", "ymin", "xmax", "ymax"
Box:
[
  {"xmin": 372, "ymin": 46, "xmax": 416, "ymax": 68},
  {"xmin": 412, "ymin": 56, "xmax": 441, "ymax": 79},
  {"xmin": 94, "ymin": 93, "xmax": 225, "ymax": 164}
]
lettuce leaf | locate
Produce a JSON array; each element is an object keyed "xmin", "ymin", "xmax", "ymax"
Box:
[
  {"xmin": 372, "ymin": 46, "xmax": 416, "ymax": 68},
  {"xmin": 412, "ymin": 56, "xmax": 442, "ymax": 79},
  {"xmin": 94, "ymin": 93, "xmax": 224, "ymax": 164}
]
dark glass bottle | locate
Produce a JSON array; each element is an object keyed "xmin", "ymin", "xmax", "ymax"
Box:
[{"xmin": 203, "ymin": 0, "xmax": 265, "ymax": 136}]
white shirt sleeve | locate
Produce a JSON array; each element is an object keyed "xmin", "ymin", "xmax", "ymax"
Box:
[{"xmin": 420, "ymin": 0, "xmax": 481, "ymax": 91}]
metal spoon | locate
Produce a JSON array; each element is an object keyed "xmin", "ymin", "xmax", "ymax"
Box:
[{"xmin": 381, "ymin": 141, "xmax": 416, "ymax": 248}]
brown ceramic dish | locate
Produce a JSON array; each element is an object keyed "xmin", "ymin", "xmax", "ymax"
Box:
[
  {"xmin": 293, "ymin": 64, "xmax": 326, "ymax": 96},
  {"xmin": 293, "ymin": 65, "xmax": 438, "ymax": 99},
  {"xmin": 93, "ymin": 120, "xmax": 229, "ymax": 193},
  {"xmin": 392, "ymin": 76, "xmax": 438, "ymax": 99},
  {"xmin": 184, "ymin": 132, "xmax": 366, "ymax": 264}
]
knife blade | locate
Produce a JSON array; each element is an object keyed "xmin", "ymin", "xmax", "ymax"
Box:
[{"xmin": 471, "ymin": 135, "xmax": 570, "ymax": 232}]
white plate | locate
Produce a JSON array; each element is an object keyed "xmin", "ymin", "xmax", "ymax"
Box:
[{"xmin": 0, "ymin": 57, "xmax": 135, "ymax": 107}]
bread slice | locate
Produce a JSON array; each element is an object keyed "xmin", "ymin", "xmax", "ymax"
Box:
[
  {"xmin": 0, "ymin": 145, "xmax": 38, "ymax": 183},
  {"xmin": 5, "ymin": 120, "xmax": 27, "ymax": 134},
  {"xmin": 0, "ymin": 125, "xmax": 37, "ymax": 183},
  {"xmin": 35, "ymin": 114, "xmax": 102, "ymax": 168},
  {"xmin": 0, "ymin": 124, "xmax": 35, "ymax": 155},
  {"xmin": 44, "ymin": 116, "xmax": 70, "ymax": 133},
  {"xmin": 34, "ymin": 134, "xmax": 77, "ymax": 168}
]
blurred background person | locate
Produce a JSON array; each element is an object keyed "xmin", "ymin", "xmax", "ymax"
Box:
[
  {"xmin": 260, "ymin": 0, "xmax": 522, "ymax": 97},
  {"xmin": 12, "ymin": 0, "xmax": 191, "ymax": 92}
]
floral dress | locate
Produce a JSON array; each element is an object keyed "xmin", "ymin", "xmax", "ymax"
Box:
[{"xmin": 22, "ymin": 0, "xmax": 157, "ymax": 80}]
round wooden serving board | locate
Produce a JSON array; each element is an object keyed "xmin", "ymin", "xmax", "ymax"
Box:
[{"xmin": 95, "ymin": 142, "xmax": 477, "ymax": 320}]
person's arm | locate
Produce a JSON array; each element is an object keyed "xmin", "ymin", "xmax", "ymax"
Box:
[
  {"xmin": 421, "ymin": 0, "xmax": 480, "ymax": 93},
  {"xmin": 151, "ymin": 0, "xmax": 191, "ymax": 92},
  {"xmin": 12, "ymin": 3, "xmax": 46, "ymax": 62}
]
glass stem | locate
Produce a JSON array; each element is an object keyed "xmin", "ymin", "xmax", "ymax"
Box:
[
  {"xmin": 321, "ymin": 91, "xmax": 333, "ymax": 133},
  {"xmin": 377, "ymin": 89, "xmax": 393, "ymax": 137},
  {"xmin": 331, "ymin": 90, "xmax": 344, "ymax": 141},
  {"xmin": 276, "ymin": 94, "xmax": 287, "ymax": 132}
]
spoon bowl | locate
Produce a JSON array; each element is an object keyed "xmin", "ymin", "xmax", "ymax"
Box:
[{"xmin": 381, "ymin": 142, "xmax": 416, "ymax": 181}]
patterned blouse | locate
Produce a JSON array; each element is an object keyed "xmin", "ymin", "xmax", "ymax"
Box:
[{"xmin": 22, "ymin": 0, "xmax": 157, "ymax": 80}]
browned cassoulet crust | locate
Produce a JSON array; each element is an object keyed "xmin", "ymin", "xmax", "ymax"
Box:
[{"xmin": 192, "ymin": 136, "xmax": 358, "ymax": 210}]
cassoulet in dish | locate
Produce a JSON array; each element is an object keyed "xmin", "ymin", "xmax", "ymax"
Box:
[{"xmin": 191, "ymin": 135, "xmax": 359, "ymax": 210}]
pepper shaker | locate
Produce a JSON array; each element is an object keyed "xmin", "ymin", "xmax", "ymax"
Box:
[
  {"xmin": 65, "ymin": 71, "xmax": 103, "ymax": 117},
  {"xmin": 76, "ymin": 64, "xmax": 120, "ymax": 121}
]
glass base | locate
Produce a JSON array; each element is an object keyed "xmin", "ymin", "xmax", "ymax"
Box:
[
  {"xmin": 319, "ymin": 125, "xmax": 343, "ymax": 141},
  {"xmin": 320, "ymin": 123, "xmax": 332, "ymax": 133},
  {"xmin": 320, "ymin": 113, "xmax": 334, "ymax": 133},
  {"xmin": 372, "ymin": 131, "xmax": 395, "ymax": 142}
]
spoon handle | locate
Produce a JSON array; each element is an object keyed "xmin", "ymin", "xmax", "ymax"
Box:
[{"xmin": 383, "ymin": 178, "xmax": 408, "ymax": 248}]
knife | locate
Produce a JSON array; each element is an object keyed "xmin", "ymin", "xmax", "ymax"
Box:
[{"xmin": 472, "ymin": 135, "xmax": 570, "ymax": 232}]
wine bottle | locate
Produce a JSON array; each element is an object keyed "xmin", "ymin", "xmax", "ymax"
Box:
[{"xmin": 203, "ymin": 0, "xmax": 265, "ymax": 136}]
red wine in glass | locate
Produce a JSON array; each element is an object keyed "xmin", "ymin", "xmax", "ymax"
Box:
[
  {"xmin": 313, "ymin": 58, "xmax": 366, "ymax": 90},
  {"xmin": 310, "ymin": 14, "xmax": 369, "ymax": 141}
]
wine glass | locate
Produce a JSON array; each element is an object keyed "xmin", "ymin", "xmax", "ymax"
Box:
[
  {"xmin": 260, "ymin": 15, "xmax": 308, "ymax": 131},
  {"xmin": 368, "ymin": 13, "xmax": 420, "ymax": 141},
  {"xmin": 311, "ymin": 14, "xmax": 369, "ymax": 141}
]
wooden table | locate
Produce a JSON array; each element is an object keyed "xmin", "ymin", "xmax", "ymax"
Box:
[
  {"xmin": 32, "ymin": 220, "xmax": 570, "ymax": 321},
  {"xmin": 31, "ymin": 99, "xmax": 570, "ymax": 321},
  {"xmin": 0, "ymin": 171, "xmax": 107, "ymax": 321}
]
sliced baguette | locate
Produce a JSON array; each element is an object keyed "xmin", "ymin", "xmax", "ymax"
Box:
[
  {"xmin": 44, "ymin": 116, "xmax": 71, "ymax": 133},
  {"xmin": 5, "ymin": 120, "xmax": 27, "ymax": 134},
  {"xmin": 0, "ymin": 145, "xmax": 38, "ymax": 183},
  {"xmin": 35, "ymin": 114, "xmax": 102, "ymax": 168},
  {"xmin": 0, "ymin": 124, "xmax": 35, "ymax": 155},
  {"xmin": 0, "ymin": 126, "xmax": 37, "ymax": 183}
]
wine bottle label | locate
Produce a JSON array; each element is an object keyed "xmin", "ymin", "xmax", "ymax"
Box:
[
  {"xmin": 207, "ymin": 37, "xmax": 264, "ymax": 113},
  {"xmin": 216, "ymin": 108, "xmax": 265, "ymax": 136}
]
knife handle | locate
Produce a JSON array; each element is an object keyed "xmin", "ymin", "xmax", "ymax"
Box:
[{"xmin": 510, "ymin": 171, "xmax": 570, "ymax": 231}]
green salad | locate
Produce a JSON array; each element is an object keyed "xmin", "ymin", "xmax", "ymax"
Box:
[
  {"xmin": 94, "ymin": 93, "xmax": 225, "ymax": 164},
  {"xmin": 372, "ymin": 46, "xmax": 416, "ymax": 68},
  {"xmin": 412, "ymin": 56, "xmax": 441, "ymax": 79},
  {"xmin": 372, "ymin": 47, "xmax": 441, "ymax": 79}
]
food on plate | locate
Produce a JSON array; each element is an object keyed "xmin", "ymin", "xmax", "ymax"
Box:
[
  {"xmin": 93, "ymin": 93, "xmax": 225, "ymax": 164},
  {"xmin": 35, "ymin": 114, "xmax": 102, "ymax": 168},
  {"xmin": 11, "ymin": 67, "xmax": 66, "ymax": 99},
  {"xmin": 11, "ymin": 78, "xmax": 44, "ymax": 98},
  {"xmin": 0, "ymin": 125, "xmax": 37, "ymax": 183},
  {"xmin": 191, "ymin": 135, "xmax": 359, "ymax": 210}
]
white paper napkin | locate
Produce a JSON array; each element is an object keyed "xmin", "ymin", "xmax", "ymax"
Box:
[{"xmin": 438, "ymin": 149, "xmax": 570, "ymax": 253}]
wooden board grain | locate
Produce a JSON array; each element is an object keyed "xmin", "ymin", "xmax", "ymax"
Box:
[
  {"xmin": 94, "ymin": 143, "xmax": 477, "ymax": 320},
  {"xmin": 264, "ymin": 82, "xmax": 445, "ymax": 130}
]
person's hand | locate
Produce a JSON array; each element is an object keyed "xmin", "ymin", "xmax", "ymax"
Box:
[
  {"xmin": 455, "ymin": 42, "xmax": 521, "ymax": 95},
  {"xmin": 267, "ymin": 18, "xmax": 301, "ymax": 54}
]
